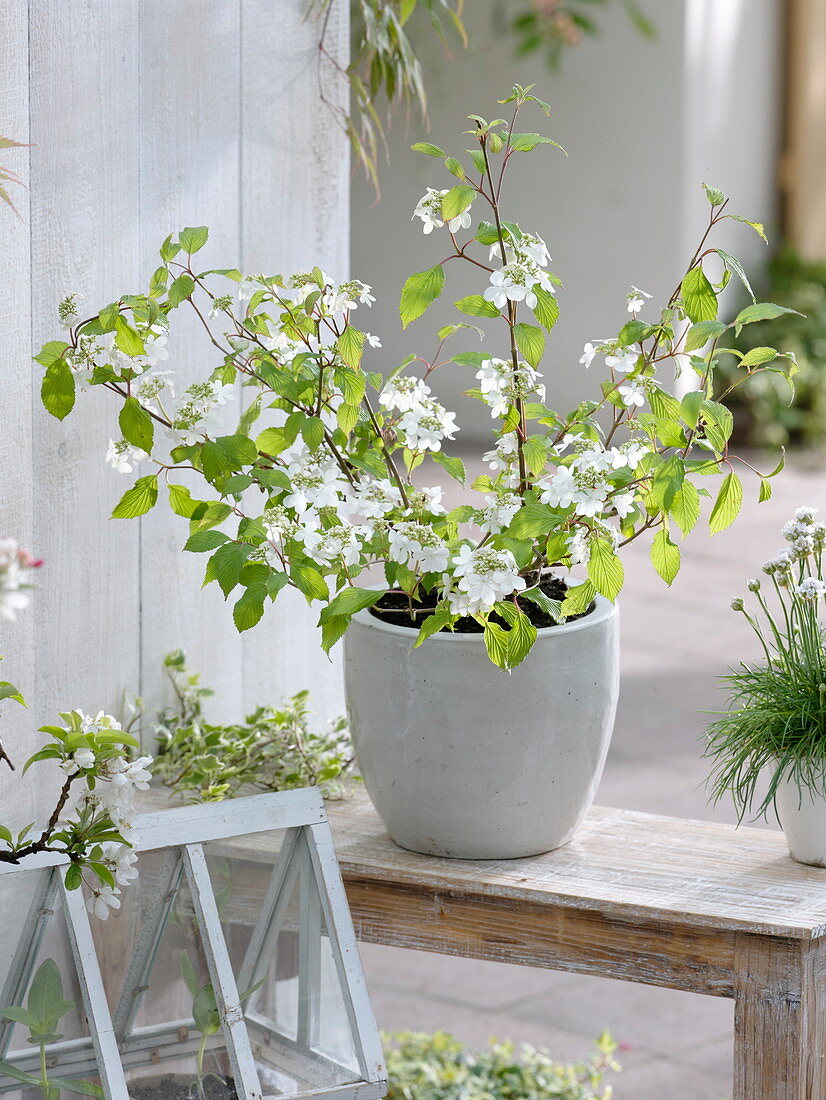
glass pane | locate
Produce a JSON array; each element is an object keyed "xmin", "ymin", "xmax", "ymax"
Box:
[
  {"xmin": 88, "ymin": 849, "xmax": 238, "ymax": 1100},
  {"xmin": 0, "ymin": 868, "xmax": 102, "ymax": 1100},
  {"xmin": 203, "ymin": 829, "xmax": 363, "ymax": 1097}
]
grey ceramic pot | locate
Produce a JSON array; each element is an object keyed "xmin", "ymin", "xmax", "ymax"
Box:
[{"xmin": 343, "ymin": 595, "xmax": 620, "ymax": 859}]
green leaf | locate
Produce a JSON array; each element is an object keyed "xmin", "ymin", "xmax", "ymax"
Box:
[
  {"xmin": 179, "ymin": 226, "xmax": 209, "ymax": 254},
  {"xmin": 168, "ymin": 483, "xmax": 200, "ymax": 518},
  {"xmin": 701, "ymin": 399, "xmax": 734, "ymax": 453},
  {"xmin": 651, "ymin": 529, "xmax": 681, "ymax": 585},
  {"xmin": 200, "ymin": 434, "xmax": 257, "ymax": 481},
  {"xmin": 233, "ymin": 584, "xmax": 266, "ymax": 632},
  {"xmin": 410, "ymin": 141, "xmax": 446, "ymax": 158},
  {"xmin": 168, "ymin": 273, "xmax": 195, "ymax": 307},
  {"xmin": 650, "ymin": 455, "xmax": 685, "ymax": 511},
  {"xmin": 532, "ymin": 285, "xmax": 559, "ymax": 331},
  {"xmin": 192, "ymin": 985, "xmax": 220, "ymax": 1036},
  {"xmin": 413, "ymin": 605, "xmax": 456, "ymax": 648},
  {"xmin": 0, "ymin": 682, "xmax": 25, "ymax": 707},
  {"xmin": 41, "ymin": 360, "xmax": 75, "ymax": 420},
  {"xmin": 759, "ymin": 477, "xmax": 773, "ymax": 502},
  {"xmin": 680, "ymin": 265, "xmax": 718, "ymax": 323},
  {"xmin": 319, "ymin": 587, "xmax": 385, "ymax": 623},
  {"xmin": 112, "ymin": 475, "xmax": 158, "ymax": 519},
  {"xmin": 509, "ymin": 132, "xmax": 565, "ymax": 153},
  {"xmin": 206, "ymin": 541, "xmax": 252, "ymax": 597},
  {"xmin": 714, "ymin": 248, "xmax": 755, "ymax": 303},
  {"xmin": 670, "ymin": 480, "xmax": 700, "ymax": 536},
  {"xmin": 441, "ymin": 185, "xmax": 475, "ymax": 221},
  {"xmin": 336, "ymin": 326, "xmax": 366, "ymax": 369},
  {"xmin": 680, "ymin": 390, "xmax": 703, "ymax": 428},
  {"xmin": 709, "ymin": 471, "xmax": 743, "ymax": 535},
  {"xmin": 64, "ymin": 864, "xmax": 83, "ymax": 891},
  {"xmin": 740, "ymin": 346, "xmax": 778, "ymax": 367},
  {"xmin": 684, "ymin": 320, "xmax": 726, "ymax": 353},
  {"xmin": 444, "ymin": 156, "xmax": 466, "ymax": 181},
  {"xmin": 399, "ymin": 265, "xmax": 446, "ymax": 328},
  {"xmin": 431, "ymin": 451, "xmax": 465, "ymax": 483},
  {"xmin": 149, "ymin": 266, "xmax": 169, "ymax": 298},
  {"xmin": 119, "ymin": 397, "xmax": 154, "ymax": 452},
  {"xmin": 321, "ymin": 615, "xmax": 350, "ymax": 654},
  {"xmin": 513, "ymin": 322, "xmax": 545, "ymax": 368},
  {"xmin": 301, "ymin": 416, "xmax": 326, "ymax": 449},
  {"xmin": 483, "ymin": 603, "xmax": 537, "ymax": 670},
  {"xmin": 728, "ymin": 214, "xmax": 768, "ymax": 243},
  {"xmin": 454, "ymin": 295, "xmax": 501, "ymax": 318},
  {"xmin": 27, "ymin": 959, "xmax": 66, "ymax": 1029},
  {"xmin": 702, "ymin": 182, "xmax": 726, "ymax": 207},
  {"xmin": 184, "ymin": 530, "xmax": 229, "ymax": 553},
  {"xmin": 506, "ymin": 502, "xmax": 558, "ymax": 539},
  {"xmin": 114, "ymin": 316, "xmax": 144, "ymax": 357},
  {"xmin": 587, "ymin": 538, "xmax": 624, "ymax": 601},
  {"xmin": 521, "ymin": 587, "xmax": 563, "ymax": 623},
  {"xmin": 180, "ymin": 950, "xmax": 199, "ymax": 997},
  {"xmin": 522, "ymin": 436, "xmax": 548, "ymax": 477},
  {"xmin": 733, "ymin": 302, "xmax": 803, "ymax": 333},
  {"xmin": 290, "ymin": 563, "xmax": 328, "ymax": 603}
]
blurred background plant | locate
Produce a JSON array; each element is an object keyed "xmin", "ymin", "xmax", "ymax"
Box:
[
  {"xmin": 383, "ymin": 1030, "xmax": 619, "ymax": 1099},
  {"xmin": 720, "ymin": 248, "xmax": 826, "ymax": 450},
  {"xmin": 507, "ymin": 0, "xmax": 654, "ymax": 68},
  {"xmin": 0, "ymin": 136, "xmax": 27, "ymax": 215},
  {"xmin": 141, "ymin": 651, "xmax": 354, "ymax": 803}
]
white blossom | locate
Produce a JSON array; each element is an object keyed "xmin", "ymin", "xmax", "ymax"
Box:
[
  {"xmin": 350, "ymin": 478, "xmax": 403, "ymax": 520},
  {"xmin": 537, "ymin": 464, "xmax": 610, "ymax": 519},
  {"xmin": 798, "ymin": 578, "xmax": 826, "ymax": 602},
  {"xmin": 398, "ymin": 397, "xmax": 458, "ymax": 452},
  {"xmin": 379, "ymin": 376, "xmax": 431, "ymax": 414},
  {"xmin": 605, "ymin": 345, "xmax": 642, "ymax": 374},
  {"xmin": 106, "ymin": 439, "xmax": 147, "ymax": 474},
  {"xmin": 476, "ymin": 358, "xmax": 544, "ymax": 419},
  {"xmin": 86, "ymin": 885, "xmax": 122, "ymax": 921},
  {"xmin": 388, "ymin": 523, "xmax": 450, "ymax": 573},
  {"xmin": 612, "ymin": 491, "xmax": 636, "ymax": 519},
  {"xmin": 297, "ymin": 523, "xmax": 365, "ymax": 568},
  {"xmin": 579, "ymin": 341, "xmax": 608, "ymax": 370},
  {"xmin": 483, "ymin": 261, "xmax": 554, "ymax": 311},
  {"xmin": 412, "ymin": 188, "xmax": 447, "ymax": 234},
  {"xmin": 475, "ymin": 493, "xmax": 521, "ymax": 534},
  {"xmin": 617, "ymin": 379, "xmax": 646, "ymax": 408},
  {"xmin": 445, "ymin": 545, "xmax": 526, "ymax": 617},
  {"xmin": 626, "ymin": 286, "xmax": 652, "ymax": 314}
]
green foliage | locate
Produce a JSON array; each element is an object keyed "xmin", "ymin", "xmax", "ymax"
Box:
[
  {"xmin": 0, "ymin": 959, "xmax": 103, "ymax": 1100},
  {"xmin": 719, "ymin": 248, "xmax": 826, "ymax": 448},
  {"xmin": 509, "ymin": 0, "xmax": 654, "ymax": 69},
  {"xmin": 151, "ymin": 651, "xmax": 355, "ymax": 803},
  {"xmin": 384, "ymin": 1030, "xmax": 619, "ymax": 1100},
  {"xmin": 705, "ymin": 509, "xmax": 826, "ymax": 820}
]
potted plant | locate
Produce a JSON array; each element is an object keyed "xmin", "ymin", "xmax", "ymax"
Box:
[
  {"xmin": 705, "ymin": 507, "xmax": 826, "ymax": 866},
  {"xmin": 37, "ymin": 85, "xmax": 797, "ymax": 858}
]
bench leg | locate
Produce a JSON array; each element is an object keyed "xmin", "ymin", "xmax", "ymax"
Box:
[{"xmin": 734, "ymin": 936, "xmax": 826, "ymax": 1099}]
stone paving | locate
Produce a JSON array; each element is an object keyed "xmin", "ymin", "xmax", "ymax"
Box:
[{"xmin": 359, "ymin": 452, "xmax": 826, "ymax": 1100}]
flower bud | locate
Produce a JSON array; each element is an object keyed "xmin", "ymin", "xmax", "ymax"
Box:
[
  {"xmin": 730, "ymin": 596, "xmax": 745, "ymax": 611},
  {"xmin": 747, "ymin": 578, "xmax": 760, "ymax": 592}
]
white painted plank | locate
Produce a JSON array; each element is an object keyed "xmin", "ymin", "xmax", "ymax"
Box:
[
  {"xmin": 137, "ymin": 0, "xmax": 245, "ymax": 730},
  {"xmin": 0, "ymin": 0, "xmax": 34, "ymax": 823},
  {"xmin": 239, "ymin": 0, "xmax": 349, "ymax": 724},
  {"xmin": 28, "ymin": 0, "xmax": 142, "ymax": 749}
]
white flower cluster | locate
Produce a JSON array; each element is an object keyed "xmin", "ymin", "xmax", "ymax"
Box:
[
  {"xmin": 475, "ymin": 492, "xmax": 521, "ymax": 535},
  {"xmin": 444, "ymin": 545, "xmax": 526, "ymax": 617},
  {"xmin": 797, "ymin": 577, "xmax": 826, "ymax": 602},
  {"xmin": 380, "ymin": 376, "xmax": 459, "ymax": 453},
  {"xmin": 484, "ymin": 229, "xmax": 555, "ymax": 311},
  {"xmin": 412, "ymin": 188, "xmax": 471, "ymax": 235},
  {"xmin": 579, "ymin": 340, "xmax": 647, "ymax": 406},
  {"xmin": 780, "ymin": 507, "xmax": 826, "ymax": 557},
  {"xmin": 0, "ymin": 538, "xmax": 41, "ymax": 622},
  {"xmin": 349, "ymin": 478, "xmax": 403, "ymax": 519},
  {"xmin": 167, "ymin": 379, "xmax": 235, "ymax": 447},
  {"xmin": 58, "ymin": 711, "xmax": 153, "ymax": 920},
  {"xmin": 298, "ymin": 522, "xmax": 365, "ymax": 568},
  {"xmin": 389, "ymin": 522, "xmax": 450, "ymax": 573},
  {"xmin": 476, "ymin": 358, "xmax": 545, "ymax": 419},
  {"xmin": 65, "ymin": 324, "xmax": 169, "ymax": 386},
  {"xmin": 483, "ymin": 432, "xmax": 521, "ymax": 489},
  {"xmin": 536, "ymin": 439, "xmax": 644, "ymax": 522},
  {"xmin": 105, "ymin": 439, "xmax": 147, "ymax": 474},
  {"xmin": 240, "ymin": 271, "xmax": 375, "ymax": 315},
  {"xmin": 281, "ymin": 441, "xmax": 350, "ymax": 514}
]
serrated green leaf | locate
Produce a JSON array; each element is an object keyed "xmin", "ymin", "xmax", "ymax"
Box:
[
  {"xmin": 454, "ymin": 295, "xmax": 501, "ymax": 318},
  {"xmin": 715, "ymin": 248, "xmax": 755, "ymax": 303},
  {"xmin": 118, "ymin": 397, "xmax": 153, "ymax": 452},
  {"xmin": 114, "ymin": 316, "xmax": 144, "ymax": 357},
  {"xmin": 179, "ymin": 226, "xmax": 209, "ymax": 254},
  {"xmin": 681, "ymin": 265, "xmax": 718, "ymax": 323},
  {"xmin": 441, "ymin": 185, "xmax": 475, "ymax": 222},
  {"xmin": 670, "ymin": 480, "xmax": 700, "ymax": 536},
  {"xmin": 759, "ymin": 477, "xmax": 772, "ymax": 502},
  {"xmin": 319, "ymin": 587, "xmax": 384, "ymax": 624},
  {"xmin": 561, "ymin": 579, "xmax": 596, "ymax": 617},
  {"xmin": 733, "ymin": 302, "xmax": 802, "ymax": 333},
  {"xmin": 521, "ymin": 587, "xmax": 563, "ymax": 622},
  {"xmin": 532, "ymin": 285, "xmax": 559, "ymax": 331},
  {"xmin": 483, "ymin": 603, "xmax": 537, "ymax": 670},
  {"xmin": 431, "ymin": 451, "xmax": 465, "ymax": 483},
  {"xmin": 413, "ymin": 605, "xmax": 456, "ymax": 647},
  {"xmin": 168, "ymin": 274, "xmax": 195, "ymax": 307},
  {"xmin": 112, "ymin": 475, "xmax": 158, "ymax": 519},
  {"xmin": 184, "ymin": 530, "xmax": 229, "ymax": 553},
  {"xmin": 513, "ymin": 322, "xmax": 545, "ymax": 367},
  {"xmin": 321, "ymin": 615, "xmax": 350, "ymax": 654},
  {"xmin": 651, "ymin": 529, "xmax": 681, "ymax": 585},
  {"xmin": 509, "ymin": 132, "xmax": 565, "ymax": 153},
  {"xmin": 290, "ymin": 563, "xmax": 328, "ymax": 603},
  {"xmin": 233, "ymin": 584, "xmax": 266, "ymax": 632},
  {"xmin": 410, "ymin": 141, "xmax": 446, "ymax": 158},
  {"xmin": 587, "ymin": 538, "xmax": 624, "ymax": 600},
  {"xmin": 206, "ymin": 541, "xmax": 252, "ymax": 597},
  {"xmin": 336, "ymin": 326, "xmax": 366, "ymax": 369},
  {"xmin": 400, "ymin": 265, "xmax": 446, "ymax": 328},
  {"xmin": 41, "ymin": 360, "xmax": 75, "ymax": 420},
  {"xmin": 702, "ymin": 182, "xmax": 726, "ymax": 207},
  {"xmin": 709, "ymin": 471, "xmax": 743, "ymax": 534},
  {"xmin": 684, "ymin": 320, "xmax": 726, "ymax": 352},
  {"xmin": 168, "ymin": 483, "xmax": 199, "ymax": 518}
]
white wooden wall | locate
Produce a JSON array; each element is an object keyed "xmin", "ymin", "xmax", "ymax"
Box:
[{"xmin": 0, "ymin": 0, "xmax": 349, "ymax": 824}]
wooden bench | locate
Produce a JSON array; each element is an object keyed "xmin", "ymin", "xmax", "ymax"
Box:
[{"xmin": 327, "ymin": 788, "xmax": 826, "ymax": 1099}]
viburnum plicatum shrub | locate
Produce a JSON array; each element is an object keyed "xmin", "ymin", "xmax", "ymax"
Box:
[{"xmin": 37, "ymin": 85, "xmax": 798, "ymax": 669}]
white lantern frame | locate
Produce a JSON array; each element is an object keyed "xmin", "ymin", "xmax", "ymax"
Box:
[{"xmin": 0, "ymin": 788, "xmax": 387, "ymax": 1100}]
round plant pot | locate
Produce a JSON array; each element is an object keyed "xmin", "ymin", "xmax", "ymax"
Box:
[
  {"xmin": 775, "ymin": 774, "xmax": 826, "ymax": 867},
  {"xmin": 343, "ymin": 595, "xmax": 620, "ymax": 859}
]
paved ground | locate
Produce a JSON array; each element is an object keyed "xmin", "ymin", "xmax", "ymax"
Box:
[{"xmin": 359, "ymin": 450, "xmax": 826, "ymax": 1100}]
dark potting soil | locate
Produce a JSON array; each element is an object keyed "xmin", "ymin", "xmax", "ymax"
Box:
[
  {"xmin": 369, "ymin": 574, "xmax": 594, "ymax": 633},
  {"xmin": 129, "ymin": 1074, "xmax": 236, "ymax": 1100}
]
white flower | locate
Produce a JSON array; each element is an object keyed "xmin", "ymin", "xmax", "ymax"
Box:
[
  {"xmin": 445, "ymin": 545, "xmax": 526, "ymax": 617},
  {"xmin": 142, "ymin": 325, "xmax": 169, "ymax": 367},
  {"xmin": 537, "ymin": 467, "xmax": 578, "ymax": 509},
  {"xmin": 476, "ymin": 358, "xmax": 544, "ymax": 419},
  {"xmin": 567, "ymin": 527, "xmax": 590, "ymax": 566},
  {"xmin": 797, "ymin": 578, "xmax": 826, "ymax": 602},
  {"xmin": 365, "ymin": 332, "xmax": 382, "ymax": 348},
  {"xmin": 299, "ymin": 523, "xmax": 365, "ymax": 568},
  {"xmin": 537, "ymin": 464, "xmax": 610, "ymax": 519},
  {"xmin": 483, "ymin": 261, "xmax": 554, "ymax": 311},
  {"xmin": 489, "ymin": 230, "xmax": 551, "ymax": 268},
  {"xmin": 612, "ymin": 491, "xmax": 636, "ymax": 519},
  {"xmin": 605, "ymin": 346, "xmax": 642, "ymax": 374},
  {"xmin": 626, "ymin": 286, "xmax": 652, "ymax": 314},
  {"xmin": 579, "ymin": 341, "xmax": 606, "ymax": 370},
  {"xmin": 350, "ymin": 478, "xmax": 403, "ymax": 520},
  {"xmin": 102, "ymin": 843, "xmax": 139, "ymax": 886},
  {"xmin": 282, "ymin": 456, "xmax": 348, "ymax": 513},
  {"xmin": 617, "ymin": 379, "xmax": 646, "ymax": 408},
  {"xmin": 73, "ymin": 748, "xmax": 96, "ymax": 770},
  {"xmin": 620, "ymin": 438, "xmax": 650, "ymax": 469},
  {"xmin": 388, "ymin": 523, "xmax": 450, "ymax": 574},
  {"xmin": 476, "ymin": 493, "xmax": 521, "ymax": 535},
  {"xmin": 58, "ymin": 292, "xmax": 83, "ymax": 330},
  {"xmin": 263, "ymin": 506, "xmax": 299, "ymax": 545},
  {"xmin": 106, "ymin": 439, "xmax": 147, "ymax": 474},
  {"xmin": 86, "ymin": 885, "xmax": 121, "ymax": 921},
  {"xmin": 398, "ymin": 398, "xmax": 458, "ymax": 452},
  {"xmin": 418, "ymin": 486, "xmax": 447, "ymax": 516},
  {"xmin": 763, "ymin": 550, "xmax": 795, "ymax": 578},
  {"xmin": 412, "ymin": 188, "xmax": 446, "ymax": 234},
  {"xmin": 379, "ymin": 376, "xmax": 431, "ymax": 414}
]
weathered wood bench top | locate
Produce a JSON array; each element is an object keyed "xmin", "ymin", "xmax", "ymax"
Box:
[{"xmin": 327, "ymin": 787, "xmax": 826, "ymax": 940}]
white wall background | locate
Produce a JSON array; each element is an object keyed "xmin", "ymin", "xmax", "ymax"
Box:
[
  {"xmin": 351, "ymin": 0, "xmax": 783, "ymax": 441},
  {"xmin": 0, "ymin": 0, "xmax": 350, "ymax": 827}
]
